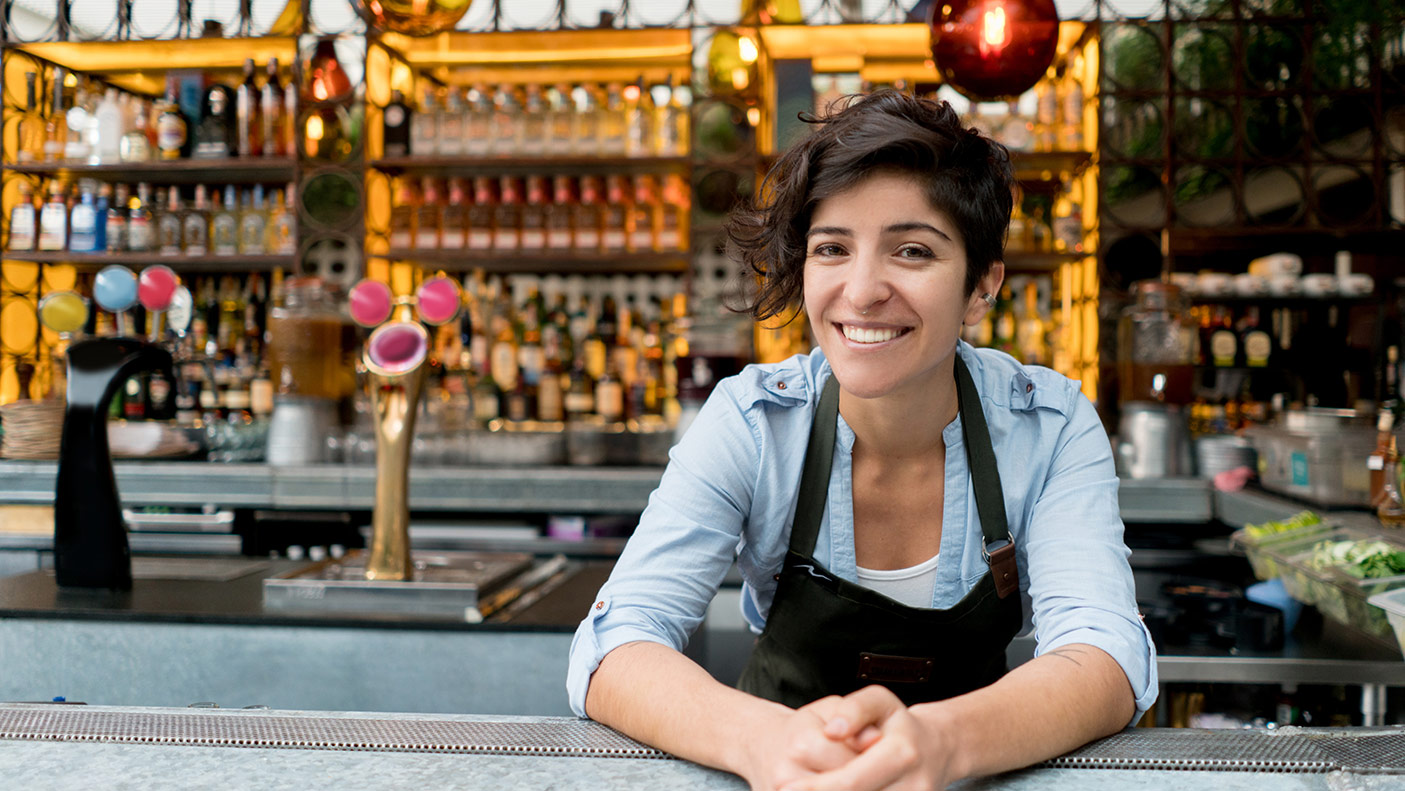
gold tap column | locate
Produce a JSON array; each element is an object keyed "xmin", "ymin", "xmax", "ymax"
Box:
[{"xmin": 365, "ymin": 359, "xmax": 427, "ymax": 581}]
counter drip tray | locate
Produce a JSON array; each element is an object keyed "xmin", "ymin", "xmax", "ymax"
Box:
[{"xmin": 261, "ymin": 550, "xmax": 532, "ymax": 620}]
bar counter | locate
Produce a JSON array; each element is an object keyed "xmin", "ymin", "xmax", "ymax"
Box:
[{"xmin": 1, "ymin": 704, "xmax": 1400, "ymax": 790}]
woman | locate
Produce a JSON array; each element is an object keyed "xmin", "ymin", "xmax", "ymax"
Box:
[{"xmin": 567, "ymin": 91, "xmax": 1157, "ymax": 791}]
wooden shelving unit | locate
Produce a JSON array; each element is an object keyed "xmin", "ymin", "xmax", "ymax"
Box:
[
  {"xmin": 368, "ymin": 156, "xmax": 689, "ymax": 176},
  {"xmin": 373, "ymin": 248, "xmax": 689, "ymax": 275},
  {"xmin": 1, "ymin": 252, "xmax": 295, "ymax": 271},
  {"xmin": 4, "ymin": 158, "xmax": 297, "ymax": 185}
]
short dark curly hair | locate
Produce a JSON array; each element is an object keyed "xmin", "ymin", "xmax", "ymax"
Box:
[{"xmin": 726, "ymin": 90, "xmax": 1015, "ymax": 321}]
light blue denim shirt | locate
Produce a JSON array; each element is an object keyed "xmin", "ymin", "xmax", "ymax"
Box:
[{"xmin": 567, "ymin": 341, "xmax": 1158, "ymax": 721}]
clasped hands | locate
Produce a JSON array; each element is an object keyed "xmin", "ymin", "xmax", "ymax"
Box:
[{"xmin": 745, "ymin": 685, "xmax": 960, "ymax": 791}]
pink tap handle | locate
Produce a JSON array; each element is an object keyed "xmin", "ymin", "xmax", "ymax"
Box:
[
  {"xmin": 137, "ymin": 265, "xmax": 179, "ymax": 312},
  {"xmin": 365, "ymin": 322, "xmax": 429, "ymax": 376},
  {"xmin": 349, "ymin": 279, "xmax": 394, "ymax": 328},
  {"xmin": 415, "ymin": 276, "xmax": 461, "ymax": 326}
]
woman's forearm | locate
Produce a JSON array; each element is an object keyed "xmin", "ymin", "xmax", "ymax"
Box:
[
  {"xmin": 584, "ymin": 640, "xmax": 792, "ymax": 776},
  {"xmin": 914, "ymin": 643, "xmax": 1137, "ymax": 781}
]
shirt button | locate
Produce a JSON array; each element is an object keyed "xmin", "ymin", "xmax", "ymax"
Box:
[
  {"xmin": 1025, "ymin": 383, "xmax": 1033, "ymax": 393},
  {"xmin": 594, "ymin": 601, "xmax": 604, "ymax": 610},
  {"xmin": 776, "ymin": 381, "xmax": 787, "ymax": 390}
]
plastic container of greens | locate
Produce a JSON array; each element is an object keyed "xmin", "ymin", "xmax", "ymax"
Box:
[
  {"xmin": 1264, "ymin": 527, "xmax": 1358, "ymax": 606},
  {"xmin": 1278, "ymin": 532, "xmax": 1405, "ymax": 638},
  {"xmin": 1367, "ymin": 587, "xmax": 1405, "ymax": 658},
  {"xmin": 1230, "ymin": 517, "xmax": 1333, "ymax": 582}
]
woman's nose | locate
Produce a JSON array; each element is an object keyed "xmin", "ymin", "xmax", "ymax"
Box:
[{"xmin": 843, "ymin": 255, "xmax": 892, "ymax": 313}]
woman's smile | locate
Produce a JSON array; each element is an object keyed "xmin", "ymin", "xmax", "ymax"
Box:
[{"xmin": 836, "ymin": 322, "xmax": 914, "ymax": 346}]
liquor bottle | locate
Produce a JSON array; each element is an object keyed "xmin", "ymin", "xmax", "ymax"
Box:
[
  {"xmin": 236, "ymin": 59, "xmax": 262, "ymax": 157},
  {"xmin": 156, "ymin": 88, "xmax": 188, "ymax": 160},
  {"xmin": 416, "ymin": 177, "xmax": 443, "ymax": 250},
  {"xmin": 1240, "ymin": 306, "xmax": 1273, "ymax": 368},
  {"xmin": 266, "ymin": 183, "xmax": 296, "ymax": 254},
  {"xmin": 261, "ymin": 58, "xmax": 287, "ymax": 157},
  {"xmin": 1379, "ymin": 436, "xmax": 1405, "ymax": 527},
  {"xmin": 212, "ymin": 185, "xmax": 239, "ymax": 255},
  {"xmin": 43, "ymin": 69, "xmax": 66, "ymax": 162},
  {"xmin": 467, "ymin": 176, "xmax": 495, "ymax": 251},
  {"xmin": 595, "ymin": 360, "xmax": 625, "ymax": 423},
  {"xmin": 659, "ymin": 173, "xmax": 687, "ymax": 252},
  {"xmin": 439, "ymin": 87, "xmax": 465, "ymax": 156},
  {"xmin": 520, "ymin": 175, "xmax": 548, "ymax": 251},
  {"xmin": 564, "ymin": 355, "xmax": 595, "ymax": 421},
  {"xmin": 490, "ymin": 311, "xmax": 521, "ymax": 415},
  {"xmin": 493, "ymin": 176, "xmax": 522, "ymax": 252},
  {"xmin": 657, "ymin": 79, "xmax": 689, "ymax": 157},
  {"xmin": 521, "ymin": 84, "xmax": 547, "ymax": 157},
  {"xmin": 37, "ymin": 181, "xmax": 69, "ymax": 251},
  {"xmin": 441, "ymin": 178, "xmax": 468, "ymax": 250},
  {"xmin": 1058, "ymin": 59, "xmax": 1085, "ymax": 151},
  {"xmin": 516, "ymin": 289, "xmax": 545, "ymax": 400},
  {"xmin": 1371, "ymin": 345, "xmax": 1402, "ymax": 507},
  {"xmin": 1015, "ymin": 280, "xmax": 1047, "ymax": 366},
  {"xmin": 547, "ymin": 175, "xmax": 574, "ymax": 251},
  {"xmin": 537, "ymin": 344, "xmax": 565, "ymax": 422},
  {"xmin": 1210, "ymin": 305, "xmax": 1237, "ymax": 367},
  {"xmin": 16, "ymin": 72, "xmax": 40, "ymax": 163},
  {"xmin": 121, "ymin": 101, "xmax": 155, "ymax": 161},
  {"xmin": 602, "ymin": 175, "xmax": 629, "ymax": 253},
  {"xmin": 184, "ymin": 184, "xmax": 210, "ymax": 256},
  {"xmin": 69, "ymin": 182, "xmax": 102, "ymax": 253},
  {"xmin": 282, "ymin": 71, "xmax": 298, "ymax": 157},
  {"xmin": 217, "ymin": 275, "xmax": 247, "ymax": 355},
  {"xmin": 389, "ymin": 178, "xmax": 417, "ymax": 249},
  {"xmin": 64, "ymin": 82, "xmax": 92, "ymax": 163},
  {"xmin": 546, "ymin": 84, "xmax": 574, "ymax": 154},
  {"xmin": 600, "ymin": 82, "xmax": 627, "ymax": 156},
  {"xmin": 106, "ymin": 183, "xmax": 130, "ymax": 252},
  {"xmin": 624, "ymin": 78, "xmax": 655, "ymax": 158},
  {"xmin": 1052, "ymin": 195, "xmax": 1083, "ymax": 254},
  {"xmin": 238, "ymin": 185, "xmax": 268, "ymax": 255},
  {"xmin": 491, "ymin": 85, "xmax": 522, "ymax": 157},
  {"xmin": 629, "ymin": 175, "xmax": 658, "ymax": 253},
  {"xmin": 411, "ymin": 88, "xmax": 438, "ymax": 157},
  {"xmin": 159, "ymin": 186, "xmax": 184, "ymax": 255},
  {"xmin": 464, "ymin": 85, "xmax": 492, "ymax": 157},
  {"xmin": 8, "ymin": 182, "xmax": 37, "ymax": 252},
  {"xmin": 573, "ymin": 84, "xmax": 601, "ymax": 156},
  {"xmin": 382, "ymin": 89, "xmax": 412, "ymax": 157},
  {"xmin": 574, "ymin": 175, "xmax": 603, "ymax": 252},
  {"xmin": 93, "ymin": 88, "xmax": 123, "ymax": 164}
]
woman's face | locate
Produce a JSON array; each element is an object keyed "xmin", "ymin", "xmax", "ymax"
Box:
[{"xmin": 803, "ymin": 170, "xmax": 1000, "ymax": 402}]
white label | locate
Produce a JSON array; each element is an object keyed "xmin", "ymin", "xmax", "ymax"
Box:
[
  {"xmin": 548, "ymin": 229, "xmax": 572, "ymax": 249},
  {"xmin": 1245, "ymin": 331, "xmax": 1271, "ymax": 365},
  {"xmin": 521, "ymin": 229, "xmax": 545, "ymax": 250},
  {"xmin": 38, "ymin": 206, "xmax": 66, "ymax": 251},
  {"xmin": 385, "ymin": 106, "xmax": 405, "ymax": 127},
  {"xmin": 602, "ymin": 230, "xmax": 626, "ymax": 251},
  {"xmin": 416, "ymin": 229, "xmax": 439, "ymax": 250},
  {"xmin": 9, "ymin": 208, "xmax": 36, "ymax": 250},
  {"xmin": 575, "ymin": 228, "xmax": 599, "ymax": 251},
  {"xmin": 442, "ymin": 228, "xmax": 466, "ymax": 249},
  {"xmin": 469, "ymin": 229, "xmax": 493, "ymax": 251}
]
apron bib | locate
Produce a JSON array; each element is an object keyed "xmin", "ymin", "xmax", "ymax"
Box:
[{"xmin": 737, "ymin": 356, "xmax": 1023, "ymax": 708}]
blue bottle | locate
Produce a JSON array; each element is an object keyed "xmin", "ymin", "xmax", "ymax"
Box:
[{"xmin": 68, "ymin": 183, "xmax": 100, "ymax": 253}]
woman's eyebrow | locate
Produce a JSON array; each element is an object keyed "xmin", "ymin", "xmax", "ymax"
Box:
[
  {"xmin": 884, "ymin": 222, "xmax": 953, "ymax": 243},
  {"xmin": 807, "ymin": 225, "xmax": 851, "ymax": 239}
]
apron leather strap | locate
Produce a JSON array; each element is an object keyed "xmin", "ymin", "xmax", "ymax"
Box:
[
  {"xmin": 954, "ymin": 357, "xmax": 1018, "ymax": 599},
  {"xmin": 788, "ymin": 373, "xmax": 840, "ymax": 556}
]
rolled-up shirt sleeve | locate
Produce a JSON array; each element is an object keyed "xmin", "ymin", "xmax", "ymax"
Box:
[
  {"xmin": 566, "ymin": 378, "xmax": 761, "ymax": 717},
  {"xmin": 1022, "ymin": 389, "xmax": 1159, "ymax": 726}
]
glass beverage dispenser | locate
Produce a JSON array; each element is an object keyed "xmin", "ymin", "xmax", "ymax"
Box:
[{"xmin": 1118, "ymin": 280, "xmax": 1196, "ymax": 405}]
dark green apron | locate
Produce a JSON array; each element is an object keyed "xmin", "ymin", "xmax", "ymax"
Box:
[{"xmin": 737, "ymin": 356, "xmax": 1023, "ymax": 708}]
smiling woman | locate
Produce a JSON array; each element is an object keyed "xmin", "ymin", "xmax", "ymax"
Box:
[{"xmin": 569, "ymin": 90, "xmax": 1155, "ymax": 791}]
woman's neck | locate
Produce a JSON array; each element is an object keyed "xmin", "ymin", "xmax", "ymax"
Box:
[{"xmin": 838, "ymin": 359, "xmax": 960, "ymax": 461}]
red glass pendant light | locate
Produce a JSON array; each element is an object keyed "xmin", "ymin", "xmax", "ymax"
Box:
[{"xmin": 929, "ymin": 0, "xmax": 1060, "ymax": 101}]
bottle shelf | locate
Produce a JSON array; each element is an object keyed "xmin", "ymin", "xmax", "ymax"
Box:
[
  {"xmin": 1188, "ymin": 294, "xmax": 1374, "ymax": 306},
  {"xmin": 1011, "ymin": 150, "xmax": 1094, "ymax": 184},
  {"xmin": 1005, "ymin": 251, "xmax": 1087, "ymax": 271},
  {"xmin": 375, "ymin": 248, "xmax": 689, "ymax": 275},
  {"xmin": 1, "ymin": 252, "xmax": 295, "ymax": 271},
  {"xmin": 3, "ymin": 158, "xmax": 297, "ymax": 185},
  {"xmin": 368, "ymin": 155, "xmax": 690, "ymax": 177}
]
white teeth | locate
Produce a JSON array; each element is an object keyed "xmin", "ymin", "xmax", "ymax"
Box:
[{"xmin": 842, "ymin": 325, "xmax": 904, "ymax": 344}]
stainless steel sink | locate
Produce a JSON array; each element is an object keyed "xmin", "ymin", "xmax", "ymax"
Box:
[{"xmin": 262, "ymin": 550, "xmax": 534, "ymax": 621}]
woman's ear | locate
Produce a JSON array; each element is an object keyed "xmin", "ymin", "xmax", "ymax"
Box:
[{"xmin": 963, "ymin": 262, "xmax": 1005, "ymax": 326}]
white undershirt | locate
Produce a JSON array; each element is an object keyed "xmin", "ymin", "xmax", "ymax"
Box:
[{"xmin": 854, "ymin": 552, "xmax": 941, "ymax": 609}]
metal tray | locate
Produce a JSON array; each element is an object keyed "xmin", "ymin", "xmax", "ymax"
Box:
[{"xmin": 262, "ymin": 550, "xmax": 533, "ymax": 621}]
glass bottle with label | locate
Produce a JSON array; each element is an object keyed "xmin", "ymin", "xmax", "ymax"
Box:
[
  {"xmin": 468, "ymin": 176, "xmax": 495, "ymax": 251},
  {"xmin": 91, "ymin": 88, "xmax": 124, "ymax": 164},
  {"xmin": 547, "ymin": 84, "xmax": 574, "ymax": 154},
  {"xmin": 1240, "ymin": 306, "xmax": 1273, "ymax": 368},
  {"xmin": 237, "ymin": 59, "xmax": 262, "ymax": 157},
  {"xmin": 17, "ymin": 72, "xmax": 40, "ymax": 163},
  {"xmin": 600, "ymin": 82, "xmax": 628, "ymax": 156},
  {"xmin": 38, "ymin": 181, "xmax": 69, "ymax": 251},
  {"xmin": 491, "ymin": 85, "xmax": 522, "ymax": 156},
  {"xmin": 184, "ymin": 184, "xmax": 210, "ymax": 256},
  {"xmin": 625, "ymin": 78, "xmax": 655, "ymax": 157},
  {"xmin": 464, "ymin": 85, "xmax": 492, "ymax": 157},
  {"xmin": 659, "ymin": 172, "xmax": 687, "ymax": 252},
  {"xmin": 159, "ymin": 186, "xmax": 184, "ymax": 255},
  {"xmin": 573, "ymin": 84, "xmax": 601, "ymax": 156},
  {"xmin": 629, "ymin": 175, "xmax": 658, "ymax": 252},
  {"xmin": 106, "ymin": 183, "xmax": 129, "ymax": 252},
  {"xmin": 389, "ymin": 178, "xmax": 417, "ymax": 249},
  {"xmin": 43, "ymin": 69, "xmax": 66, "ymax": 163},
  {"xmin": 493, "ymin": 176, "xmax": 522, "ymax": 252},
  {"xmin": 238, "ymin": 185, "xmax": 267, "ymax": 254},
  {"xmin": 1210, "ymin": 305, "xmax": 1238, "ymax": 367},
  {"xmin": 382, "ymin": 89, "xmax": 411, "ymax": 157},
  {"xmin": 64, "ymin": 82, "xmax": 91, "ymax": 163},
  {"xmin": 602, "ymin": 174, "xmax": 629, "ymax": 253},
  {"xmin": 595, "ymin": 360, "xmax": 625, "ymax": 423},
  {"xmin": 212, "ymin": 185, "xmax": 238, "ymax": 255},
  {"xmin": 574, "ymin": 175, "xmax": 603, "ymax": 252},
  {"xmin": 438, "ymin": 87, "xmax": 465, "ymax": 156},
  {"xmin": 416, "ymin": 177, "xmax": 444, "ymax": 250},
  {"xmin": 441, "ymin": 178, "xmax": 468, "ymax": 250},
  {"xmin": 520, "ymin": 175, "xmax": 548, "ymax": 251},
  {"xmin": 657, "ymin": 80, "xmax": 689, "ymax": 157},
  {"xmin": 8, "ymin": 182, "xmax": 37, "ymax": 251},
  {"xmin": 261, "ymin": 58, "xmax": 287, "ymax": 157},
  {"xmin": 266, "ymin": 183, "xmax": 296, "ymax": 255},
  {"xmin": 121, "ymin": 101, "xmax": 155, "ymax": 162},
  {"xmin": 547, "ymin": 175, "xmax": 574, "ymax": 251},
  {"xmin": 157, "ymin": 88, "xmax": 188, "ymax": 160},
  {"xmin": 194, "ymin": 87, "xmax": 235, "ymax": 158},
  {"xmin": 411, "ymin": 88, "xmax": 438, "ymax": 157},
  {"xmin": 521, "ymin": 84, "xmax": 547, "ymax": 157}
]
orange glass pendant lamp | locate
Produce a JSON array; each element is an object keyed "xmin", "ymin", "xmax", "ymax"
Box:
[
  {"xmin": 355, "ymin": 0, "xmax": 473, "ymax": 36},
  {"xmin": 929, "ymin": 0, "xmax": 1059, "ymax": 101}
]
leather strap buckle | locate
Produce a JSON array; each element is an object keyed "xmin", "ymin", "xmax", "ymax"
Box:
[
  {"xmin": 857, "ymin": 652, "xmax": 933, "ymax": 684},
  {"xmin": 982, "ymin": 533, "xmax": 1018, "ymax": 599}
]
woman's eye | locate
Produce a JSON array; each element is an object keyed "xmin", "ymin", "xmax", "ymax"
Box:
[
  {"xmin": 897, "ymin": 245, "xmax": 934, "ymax": 259},
  {"xmin": 811, "ymin": 243, "xmax": 845, "ymax": 257}
]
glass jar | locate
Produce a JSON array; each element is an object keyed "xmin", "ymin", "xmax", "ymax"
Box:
[
  {"xmin": 1118, "ymin": 280, "xmax": 1196, "ymax": 405},
  {"xmin": 266, "ymin": 277, "xmax": 349, "ymax": 400}
]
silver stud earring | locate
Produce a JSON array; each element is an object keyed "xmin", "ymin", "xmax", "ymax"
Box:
[
  {"xmin": 981, "ymin": 293, "xmax": 995, "ymax": 308},
  {"xmin": 860, "ymin": 308, "xmax": 869, "ymax": 315}
]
